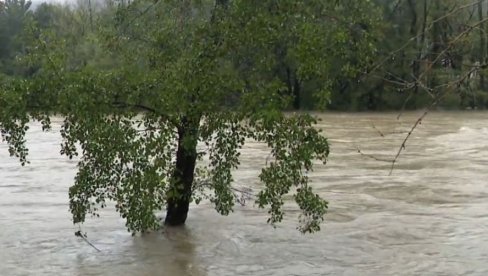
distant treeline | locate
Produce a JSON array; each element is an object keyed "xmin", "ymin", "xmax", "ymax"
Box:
[{"xmin": 1, "ymin": 0, "xmax": 488, "ymax": 110}]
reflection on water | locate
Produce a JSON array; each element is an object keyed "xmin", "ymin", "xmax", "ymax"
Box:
[{"xmin": 1, "ymin": 111, "xmax": 488, "ymax": 275}]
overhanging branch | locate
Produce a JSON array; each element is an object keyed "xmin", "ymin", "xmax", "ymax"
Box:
[{"xmin": 112, "ymin": 101, "xmax": 180, "ymax": 128}]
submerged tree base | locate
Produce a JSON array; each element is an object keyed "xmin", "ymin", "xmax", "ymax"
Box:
[{"xmin": 164, "ymin": 200, "xmax": 190, "ymax": 226}]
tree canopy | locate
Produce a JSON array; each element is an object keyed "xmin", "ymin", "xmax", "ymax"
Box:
[{"xmin": 0, "ymin": 0, "xmax": 378, "ymax": 233}]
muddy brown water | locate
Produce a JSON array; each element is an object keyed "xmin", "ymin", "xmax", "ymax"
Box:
[{"xmin": 1, "ymin": 112, "xmax": 488, "ymax": 275}]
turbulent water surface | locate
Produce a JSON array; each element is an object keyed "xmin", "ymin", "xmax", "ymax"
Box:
[{"xmin": 1, "ymin": 112, "xmax": 488, "ymax": 276}]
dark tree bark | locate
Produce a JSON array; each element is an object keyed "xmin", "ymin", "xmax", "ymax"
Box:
[
  {"xmin": 479, "ymin": 0, "xmax": 486, "ymax": 90},
  {"xmin": 165, "ymin": 0, "xmax": 225, "ymax": 226},
  {"xmin": 406, "ymin": 0, "xmax": 417, "ymax": 36},
  {"xmin": 286, "ymin": 67, "xmax": 301, "ymax": 110},
  {"xmin": 216, "ymin": 0, "xmax": 228, "ymax": 7},
  {"xmin": 164, "ymin": 116, "xmax": 199, "ymax": 226},
  {"xmin": 431, "ymin": 1, "xmax": 443, "ymax": 62},
  {"xmin": 293, "ymin": 75, "xmax": 301, "ymax": 110},
  {"xmin": 408, "ymin": 0, "xmax": 419, "ymax": 87},
  {"xmin": 409, "ymin": 0, "xmax": 428, "ymax": 95}
]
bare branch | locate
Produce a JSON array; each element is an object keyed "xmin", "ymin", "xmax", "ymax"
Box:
[
  {"xmin": 356, "ymin": 146, "xmax": 394, "ymax": 163},
  {"xmin": 388, "ymin": 96, "xmax": 444, "ymax": 175},
  {"xmin": 366, "ymin": 0, "xmax": 484, "ymax": 77},
  {"xmin": 371, "ymin": 123, "xmax": 384, "ymax": 137},
  {"xmin": 417, "ymin": 17, "xmax": 488, "ymax": 81}
]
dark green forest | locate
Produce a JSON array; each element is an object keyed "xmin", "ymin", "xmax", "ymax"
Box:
[{"xmin": 2, "ymin": 0, "xmax": 488, "ymax": 111}]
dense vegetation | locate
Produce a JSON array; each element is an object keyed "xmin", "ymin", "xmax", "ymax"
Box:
[
  {"xmin": 2, "ymin": 0, "xmax": 488, "ymax": 110},
  {"xmin": 1, "ymin": 0, "xmax": 487, "ymax": 233}
]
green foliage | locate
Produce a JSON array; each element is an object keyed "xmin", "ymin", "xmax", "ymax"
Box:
[
  {"xmin": 0, "ymin": 0, "xmax": 33, "ymax": 75},
  {"xmin": 250, "ymin": 114, "xmax": 329, "ymax": 233},
  {"xmin": 0, "ymin": 0, "xmax": 378, "ymax": 234}
]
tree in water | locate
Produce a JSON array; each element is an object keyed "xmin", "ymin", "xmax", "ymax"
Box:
[{"xmin": 0, "ymin": 0, "xmax": 378, "ymax": 233}]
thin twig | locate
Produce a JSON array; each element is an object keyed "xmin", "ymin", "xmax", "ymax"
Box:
[
  {"xmin": 357, "ymin": 147, "xmax": 394, "ymax": 163},
  {"xmin": 371, "ymin": 123, "xmax": 384, "ymax": 137},
  {"xmin": 417, "ymin": 17, "xmax": 488, "ymax": 82},
  {"xmin": 384, "ymin": 64, "xmax": 475, "ymax": 175},
  {"xmin": 388, "ymin": 112, "xmax": 426, "ymax": 175},
  {"xmin": 265, "ymin": 152, "xmax": 273, "ymax": 166},
  {"xmin": 194, "ymin": 181, "xmax": 254, "ymax": 197},
  {"xmin": 397, "ymin": 92, "xmax": 414, "ymax": 120},
  {"xmin": 388, "ymin": 95, "xmax": 444, "ymax": 175},
  {"xmin": 366, "ymin": 0, "xmax": 483, "ymax": 76},
  {"xmin": 371, "ymin": 123, "xmax": 408, "ymax": 137},
  {"xmin": 75, "ymin": 229, "xmax": 101, "ymax": 252}
]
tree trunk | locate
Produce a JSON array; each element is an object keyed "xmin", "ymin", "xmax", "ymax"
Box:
[
  {"xmin": 479, "ymin": 0, "xmax": 486, "ymax": 90},
  {"xmin": 411, "ymin": 0, "xmax": 428, "ymax": 94},
  {"xmin": 293, "ymin": 77, "xmax": 301, "ymax": 110},
  {"xmin": 165, "ymin": 0, "xmax": 224, "ymax": 226},
  {"xmin": 406, "ymin": 0, "xmax": 417, "ymax": 36},
  {"xmin": 286, "ymin": 67, "xmax": 301, "ymax": 110},
  {"xmin": 407, "ymin": 0, "xmax": 418, "ymax": 83},
  {"xmin": 164, "ymin": 116, "xmax": 199, "ymax": 226},
  {"xmin": 431, "ymin": 1, "xmax": 442, "ymax": 63}
]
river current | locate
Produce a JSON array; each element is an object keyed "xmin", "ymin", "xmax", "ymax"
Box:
[{"xmin": 1, "ymin": 112, "xmax": 487, "ymax": 275}]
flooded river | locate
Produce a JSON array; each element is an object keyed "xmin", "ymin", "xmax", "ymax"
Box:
[{"xmin": 1, "ymin": 112, "xmax": 488, "ymax": 275}]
